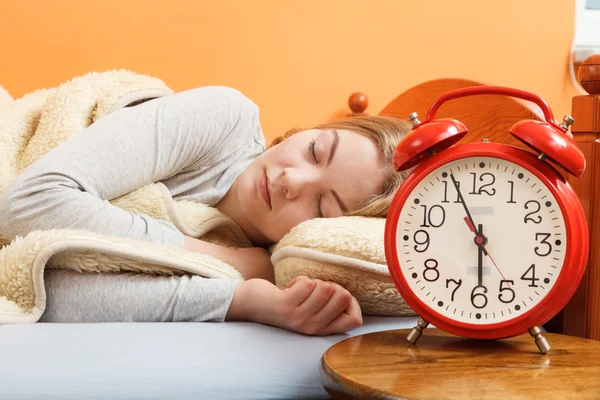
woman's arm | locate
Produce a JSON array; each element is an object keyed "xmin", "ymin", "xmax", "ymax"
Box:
[
  {"xmin": 183, "ymin": 235, "xmax": 275, "ymax": 283},
  {"xmin": 41, "ymin": 269, "xmax": 364, "ymax": 336},
  {"xmin": 0, "ymin": 86, "xmax": 259, "ymax": 247},
  {"xmin": 37, "ymin": 236, "xmax": 274, "ymax": 323},
  {"xmin": 40, "ymin": 269, "xmax": 241, "ymax": 323}
]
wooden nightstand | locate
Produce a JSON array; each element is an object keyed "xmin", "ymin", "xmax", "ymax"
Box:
[{"xmin": 321, "ymin": 328, "xmax": 600, "ymax": 399}]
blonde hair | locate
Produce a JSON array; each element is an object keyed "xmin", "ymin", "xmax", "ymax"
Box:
[{"xmin": 269, "ymin": 116, "xmax": 412, "ymax": 218}]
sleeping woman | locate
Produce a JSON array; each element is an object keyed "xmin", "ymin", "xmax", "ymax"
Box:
[{"xmin": 0, "ymin": 86, "xmax": 410, "ymax": 335}]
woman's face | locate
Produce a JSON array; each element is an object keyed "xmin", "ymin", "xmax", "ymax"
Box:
[{"xmin": 236, "ymin": 128, "xmax": 392, "ymax": 243}]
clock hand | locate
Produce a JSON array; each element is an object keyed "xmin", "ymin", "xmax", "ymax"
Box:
[
  {"xmin": 473, "ymin": 224, "xmax": 511, "ymax": 288},
  {"xmin": 477, "ymin": 224, "xmax": 484, "ymax": 287},
  {"xmin": 451, "ymin": 172, "xmax": 489, "ymax": 257},
  {"xmin": 480, "ymin": 242, "xmax": 511, "ymax": 286},
  {"xmin": 473, "ymin": 226, "xmax": 511, "ymax": 287},
  {"xmin": 450, "ymin": 173, "xmax": 478, "ymax": 232}
]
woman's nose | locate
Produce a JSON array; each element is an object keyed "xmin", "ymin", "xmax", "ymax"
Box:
[{"xmin": 281, "ymin": 168, "xmax": 318, "ymax": 200}]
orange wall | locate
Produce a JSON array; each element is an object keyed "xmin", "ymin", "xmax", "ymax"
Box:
[{"xmin": 0, "ymin": 0, "xmax": 578, "ymax": 142}]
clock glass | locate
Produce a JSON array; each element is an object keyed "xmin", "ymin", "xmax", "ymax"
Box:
[{"xmin": 397, "ymin": 156, "xmax": 567, "ymax": 324}]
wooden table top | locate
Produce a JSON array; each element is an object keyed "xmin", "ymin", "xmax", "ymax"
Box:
[{"xmin": 321, "ymin": 328, "xmax": 600, "ymax": 399}]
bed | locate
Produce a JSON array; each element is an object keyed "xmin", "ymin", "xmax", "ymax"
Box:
[
  {"xmin": 1, "ymin": 55, "xmax": 598, "ymax": 400},
  {"xmin": 0, "ymin": 316, "xmax": 420, "ymax": 400}
]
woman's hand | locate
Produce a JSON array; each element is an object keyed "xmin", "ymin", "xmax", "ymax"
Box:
[{"xmin": 227, "ymin": 276, "xmax": 363, "ymax": 336}]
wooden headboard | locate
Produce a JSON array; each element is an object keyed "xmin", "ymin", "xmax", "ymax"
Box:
[
  {"xmin": 349, "ymin": 78, "xmax": 545, "ymax": 147},
  {"xmin": 349, "ymin": 54, "xmax": 600, "ymax": 339}
]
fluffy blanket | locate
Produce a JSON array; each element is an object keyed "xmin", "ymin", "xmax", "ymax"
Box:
[{"xmin": 0, "ymin": 71, "xmax": 253, "ymax": 323}]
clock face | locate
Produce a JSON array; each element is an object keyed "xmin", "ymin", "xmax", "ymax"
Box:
[{"xmin": 396, "ymin": 156, "xmax": 567, "ymax": 324}]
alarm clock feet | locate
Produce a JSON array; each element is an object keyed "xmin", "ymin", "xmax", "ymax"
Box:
[
  {"xmin": 407, "ymin": 318, "xmax": 430, "ymax": 344},
  {"xmin": 529, "ymin": 326, "xmax": 551, "ymax": 354}
]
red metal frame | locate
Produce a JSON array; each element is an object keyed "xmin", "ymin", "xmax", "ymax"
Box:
[
  {"xmin": 385, "ymin": 143, "xmax": 589, "ymax": 340},
  {"xmin": 415, "ymin": 86, "xmax": 560, "ymax": 130},
  {"xmin": 397, "ymin": 86, "xmax": 585, "ymax": 178}
]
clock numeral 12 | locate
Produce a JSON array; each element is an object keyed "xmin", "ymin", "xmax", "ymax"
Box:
[{"xmin": 470, "ymin": 173, "xmax": 496, "ymax": 196}]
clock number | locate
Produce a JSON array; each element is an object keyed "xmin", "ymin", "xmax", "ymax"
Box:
[
  {"xmin": 524, "ymin": 200, "xmax": 542, "ymax": 224},
  {"xmin": 441, "ymin": 181, "xmax": 462, "ymax": 204},
  {"xmin": 507, "ymin": 181, "xmax": 517, "ymax": 204},
  {"xmin": 445, "ymin": 279, "xmax": 462, "ymax": 302},
  {"xmin": 520, "ymin": 264, "xmax": 539, "ymax": 287},
  {"xmin": 470, "ymin": 285, "xmax": 488, "ymax": 309},
  {"xmin": 420, "ymin": 205, "xmax": 446, "ymax": 228},
  {"xmin": 470, "ymin": 173, "xmax": 496, "ymax": 196},
  {"xmin": 498, "ymin": 280, "xmax": 516, "ymax": 304},
  {"xmin": 534, "ymin": 233, "xmax": 552, "ymax": 257},
  {"xmin": 423, "ymin": 258, "xmax": 440, "ymax": 282},
  {"xmin": 413, "ymin": 230, "xmax": 430, "ymax": 253}
]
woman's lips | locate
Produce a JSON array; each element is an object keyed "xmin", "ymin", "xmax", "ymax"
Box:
[{"xmin": 259, "ymin": 169, "xmax": 272, "ymax": 208}]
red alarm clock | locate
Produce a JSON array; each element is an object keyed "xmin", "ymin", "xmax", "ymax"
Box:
[{"xmin": 384, "ymin": 86, "xmax": 588, "ymax": 354}]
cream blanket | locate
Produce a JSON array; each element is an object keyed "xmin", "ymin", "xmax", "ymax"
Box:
[{"xmin": 0, "ymin": 71, "xmax": 253, "ymax": 324}]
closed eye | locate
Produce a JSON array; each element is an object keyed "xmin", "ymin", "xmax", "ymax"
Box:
[
  {"xmin": 308, "ymin": 139, "xmax": 318, "ymax": 163},
  {"xmin": 308, "ymin": 139, "xmax": 323, "ymax": 217},
  {"xmin": 316, "ymin": 195, "xmax": 323, "ymax": 218}
]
